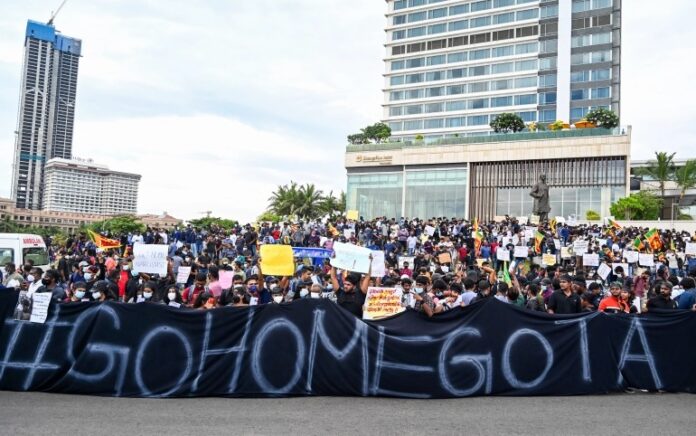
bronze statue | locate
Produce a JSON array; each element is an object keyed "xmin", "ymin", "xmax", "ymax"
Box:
[{"xmin": 530, "ymin": 174, "xmax": 550, "ymax": 222}]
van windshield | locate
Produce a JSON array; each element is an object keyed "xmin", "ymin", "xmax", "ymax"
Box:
[
  {"xmin": 23, "ymin": 247, "xmax": 49, "ymax": 266},
  {"xmin": 0, "ymin": 248, "xmax": 15, "ymax": 267}
]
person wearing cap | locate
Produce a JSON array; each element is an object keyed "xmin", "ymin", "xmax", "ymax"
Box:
[
  {"xmin": 330, "ymin": 256, "xmax": 371, "ymax": 318},
  {"xmin": 547, "ymin": 274, "xmax": 582, "ymax": 314},
  {"xmin": 598, "ymin": 282, "xmax": 629, "ymax": 313}
]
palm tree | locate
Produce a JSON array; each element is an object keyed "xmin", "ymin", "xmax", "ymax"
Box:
[
  {"xmin": 267, "ymin": 181, "xmax": 301, "ymax": 218},
  {"xmin": 675, "ymin": 159, "xmax": 696, "ymax": 206},
  {"xmin": 319, "ymin": 190, "xmax": 347, "ymax": 219},
  {"xmin": 636, "ymin": 151, "xmax": 675, "ymax": 218},
  {"xmin": 295, "ymin": 184, "xmax": 324, "ymax": 220}
]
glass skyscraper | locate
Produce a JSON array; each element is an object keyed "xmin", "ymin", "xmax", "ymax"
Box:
[
  {"xmin": 383, "ymin": 0, "xmax": 621, "ymax": 141},
  {"xmin": 10, "ymin": 20, "xmax": 82, "ymax": 210}
]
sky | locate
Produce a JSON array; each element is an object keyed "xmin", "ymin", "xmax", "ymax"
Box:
[{"xmin": 0, "ymin": 0, "xmax": 694, "ymax": 223}]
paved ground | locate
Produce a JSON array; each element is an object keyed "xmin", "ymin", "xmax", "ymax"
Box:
[{"xmin": 1, "ymin": 391, "xmax": 695, "ymax": 435}]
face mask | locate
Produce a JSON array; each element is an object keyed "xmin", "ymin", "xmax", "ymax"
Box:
[
  {"xmin": 168, "ymin": 292, "xmax": 176, "ymax": 301},
  {"xmin": 27, "ymin": 275, "xmax": 35, "ymax": 283},
  {"xmin": 300, "ymin": 289, "xmax": 309, "ymax": 298},
  {"xmin": 41, "ymin": 278, "xmax": 51, "ymax": 286},
  {"xmin": 415, "ymin": 287, "xmax": 424, "ymax": 294},
  {"xmin": 84, "ymin": 273, "xmax": 93, "ymax": 281},
  {"xmin": 92, "ymin": 291, "xmax": 102, "ymax": 300},
  {"xmin": 248, "ymin": 285, "xmax": 258, "ymax": 293},
  {"xmin": 143, "ymin": 292, "xmax": 153, "ymax": 299},
  {"xmin": 326, "ymin": 284, "xmax": 333, "ymax": 290},
  {"xmin": 75, "ymin": 291, "xmax": 86, "ymax": 299},
  {"xmin": 270, "ymin": 284, "xmax": 278, "ymax": 291},
  {"xmin": 273, "ymin": 296, "xmax": 283, "ymax": 303},
  {"xmin": 310, "ymin": 293, "xmax": 320, "ymax": 299}
]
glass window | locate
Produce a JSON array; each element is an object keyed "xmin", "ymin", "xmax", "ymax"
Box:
[
  {"xmin": 469, "ymin": 81, "xmax": 489, "ymax": 92},
  {"xmin": 570, "ymin": 107, "xmax": 588, "ymax": 120},
  {"xmin": 573, "ymin": 0, "xmax": 590, "ymax": 13},
  {"xmin": 493, "ymin": 12, "xmax": 515, "ymax": 24},
  {"xmin": 571, "ymin": 89, "xmax": 587, "ymax": 100},
  {"xmin": 392, "ymin": 30, "xmax": 406, "ymax": 41},
  {"xmin": 469, "ymin": 65, "xmax": 490, "ymax": 76},
  {"xmin": 593, "ymin": 0, "xmax": 612, "ymax": 9},
  {"xmin": 405, "ymin": 104, "xmax": 423, "ymax": 115},
  {"xmin": 592, "ymin": 87, "xmax": 611, "ymax": 99},
  {"xmin": 449, "ymin": 4, "xmax": 469, "ymax": 15},
  {"xmin": 515, "ymin": 59, "xmax": 537, "ymax": 71},
  {"xmin": 424, "ymin": 118, "xmax": 444, "ymax": 129},
  {"xmin": 491, "ymin": 79, "xmax": 512, "ymax": 90},
  {"xmin": 515, "ymin": 94, "xmax": 537, "ymax": 105},
  {"xmin": 468, "ymin": 115, "xmax": 489, "ymax": 125},
  {"xmin": 408, "ymin": 27, "xmax": 426, "ymax": 38},
  {"xmin": 540, "ymin": 57, "xmax": 557, "ymax": 70},
  {"xmin": 406, "ymin": 73, "xmax": 424, "ymax": 84},
  {"xmin": 405, "ymin": 169, "xmax": 468, "ymax": 219},
  {"xmin": 404, "ymin": 119, "xmax": 424, "ymax": 130},
  {"xmin": 407, "ymin": 11, "xmax": 427, "ymax": 23},
  {"xmin": 447, "ymin": 68, "xmax": 466, "ymax": 79},
  {"xmin": 447, "ymin": 85, "xmax": 466, "ymax": 95},
  {"xmin": 571, "ymin": 70, "xmax": 589, "ymax": 82},
  {"xmin": 516, "ymin": 42, "xmax": 538, "ymax": 54},
  {"xmin": 446, "ymin": 100, "xmax": 467, "ymax": 111},
  {"xmin": 390, "ymin": 76, "xmax": 405, "ymax": 86},
  {"xmin": 425, "ymin": 86, "xmax": 444, "ymax": 97},
  {"xmin": 541, "ymin": 4, "xmax": 558, "ymax": 18},
  {"xmin": 517, "ymin": 111, "xmax": 536, "ymax": 122},
  {"xmin": 0, "ymin": 248, "xmax": 15, "ymax": 267},
  {"xmin": 429, "ymin": 7, "xmax": 448, "ymax": 19},
  {"xmin": 471, "ymin": 1, "xmax": 492, "ymax": 12},
  {"xmin": 516, "ymin": 9, "xmax": 538, "ymax": 20},
  {"xmin": 540, "ymin": 39, "xmax": 557, "ymax": 54},
  {"xmin": 391, "ymin": 60, "xmax": 405, "ymax": 71},
  {"xmin": 494, "ymin": 0, "xmax": 515, "ymax": 7},
  {"xmin": 428, "ymin": 23, "xmax": 447, "ymax": 34},
  {"xmin": 428, "ymin": 54, "xmax": 446, "ymax": 66},
  {"xmin": 389, "ymin": 106, "xmax": 403, "ymax": 116},
  {"xmin": 448, "ymin": 51, "xmax": 467, "ymax": 63},
  {"xmin": 409, "ymin": 0, "xmax": 426, "ymax": 6},
  {"xmin": 515, "ymin": 76, "xmax": 537, "ymax": 88},
  {"xmin": 426, "ymin": 70, "xmax": 446, "ymax": 81},
  {"xmin": 470, "ymin": 48, "xmax": 490, "ymax": 60},
  {"xmin": 425, "ymin": 102, "xmax": 444, "ymax": 113},
  {"xmin": 540, "ymin": 92, "xmax": 557, "ymax": 105},
  {"xmin": 491, "ymin": 96, "xmax": 513, "ymax": 107},
  {"xmin": 446, "ymin": 117, "xmax": 465, "ymax": 127},
  {"xmin": 491, "ymin": 62, "xmax": 514, "ymax": 74},
  {"xmin": 393, "ymin": 15, "xmax": 407, "ymax": 25},
  {"xmin": 390, "ymin": 91, "xmax": 404, "ymax": 101},
  {"xmin": 471, "ymin": 16, "xmax": 492, "ymax": 28},
  {"xmin": 347, "ymin": 173, "xmax": 403, "ymax": 220},
  {"xmin": 592, "ymin": 69, "xmax": 611, "ymax": 81},
  {"xmin": 405, "ymin": 58, "xmax": 425, "ymax": 68},
  {"xmin": 469, "ymin": 98, "xmax": 489, "ymax": 109},
  {"xmin": 540, "ymin": 109, "xmax": 556, "ymax": 122},
  {"xmin": 394, "ymin": 0, "xmax": 408, "ymax": 10},
  {"xmin": 406, "ymin": 89, "xmax": 423, "ymax": 99},
  {"xmin": 448, "ymin": 20, "xmax": 468, "ymax": 32},
  {"xmin": 492, "ymin": 45, "xmax": 514, "ymax": 57},
  {"xmin": 388, "ymin": 121, "xmax": 403, "ymax": 131}
]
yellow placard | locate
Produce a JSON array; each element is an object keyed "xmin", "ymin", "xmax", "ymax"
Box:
[
  {"xmin": 542, "ymin": 253, "xmax": 556, "ymax": 266},
  {"xmin": 347, "ymin": 210, "xmax": 359, "ymax": 220},
  {"xmin": 363, "ymin": 287, "xmax": 405, "ymax": 320},
  {"xmin": 260, "ymin": 245, "xmax": 295, "ymax": 276}
]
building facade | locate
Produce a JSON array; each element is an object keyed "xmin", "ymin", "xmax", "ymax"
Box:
[
  {"xmin": 346, "ymin": 127, "xmax": 631, "ymax": 220},
  {"xmin": 41, "ymin": 158, "xmax": 141, "ymax": 216},
  {"xmin": 10, "ymin": 20, "xmax": 82, "ymax": 210},
  {"xmin": 383, "ymin": 0, "xmax": 621, "ymax": 141}
]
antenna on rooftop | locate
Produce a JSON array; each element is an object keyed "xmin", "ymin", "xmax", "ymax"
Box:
[{"xmin": 47, "ymin": 0, "xmax": 68, "ymax": 26}]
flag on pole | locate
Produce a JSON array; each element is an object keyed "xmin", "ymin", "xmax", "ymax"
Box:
[
  {"xmin": 549, "ymin": 217, "xmax": 557, "ymax": 235},
  {"xmin": 474, "ymin": 229, "xmax": 484, "ymax": 255},
  {"xmin": 632, "ymin": 237, "xmax": 644, "ymax": 252},
  {"xmin": 87, "ymin": 229, "xmax": 121, "ymax": 249},
  {"xmin": 473, "ymin": 217, "xmax": 479, "ymax": 232},
  {"xmin": 534, "ymin": 231, "xmax": 544, "ymax": 254},
  {"xmin": 502, "ymin": 261, "xmax": 512, "ymax": 286},
  {"xmin": 607, "ymin": 218, "xmax": 622, "ymax": 230},
  {"xmin": 645, "ymin": 228, "xmax": 662, "ymax": 252}
]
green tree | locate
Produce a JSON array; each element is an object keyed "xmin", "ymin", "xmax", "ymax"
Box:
[
  {"xmin": 347, "ymin": 133, "xmax": 369, "ymax": 145},
  {"xmin": 674, "ymin": 159, "xmax": 696, "ymax": 206},
  {"xmin": 294, "ymin": 183, "xmax": 324, "ymax": 220},
  {"xmin": 585, "ymin": 210, "xmax": 600, "ymax": 220},
  {"xmin": 257, "ymin": 211, "xmax": 283, "ymax": 223},
  {"xmin": 89, "ymin": 215, "xmax": 146, "ymax": 235},
  {"xmin": 319, "ymin": 190, "xmax": 346, "ymax": 219},
  {"xmin": 636, "ymin": 152, "xmax": 676, "ymax": 216},
  {"xmin": 585, "ymin": 108, "xmax": 619, "ymax": 129},
  {"xmin": 610, "ymin": 191, "xmax": 663, "ymax": 220},
  {"xmin": 490, "ymin": 113, "xmax": 525, "ymax": 133},
  {"xmin": 347, "ymin": 122, "xmax": 392, "ymax": 144},
  {"xmin": 0, "ymin": 216, "xmax": 19, "ymax": 233},
  {"xmin": 267, "ymin": 181, "xmax": 302, "ymax": 218},
  {"xmin": 188, "ymin": 217, "xmax": 238, "ymax": 230}
]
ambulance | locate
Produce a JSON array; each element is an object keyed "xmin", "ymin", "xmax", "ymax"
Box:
[{"xmin": 0, "ymin": 233, "xmax": 51, "ymax": 272}]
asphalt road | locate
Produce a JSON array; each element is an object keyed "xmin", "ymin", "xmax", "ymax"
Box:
[{"xmin": 1, "ymin": 391, "xmax": 695, "ymax": 435}]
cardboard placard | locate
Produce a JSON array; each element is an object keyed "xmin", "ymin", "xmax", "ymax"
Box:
[
  {"xmin": 260, "ymin": 244, "xmax": 295, "ymax": 276},
  {"xmin": 686, "ymin": 242, "xmax": 696, "ymax": 256},
  {"xmin": 514, "ymin": 246, "xmax": 529, "ymax": 258},
  {"xmin": 219, "ymin": 271, "xmax": 234, "ymax": 290},
  {"xmin": 438, "ymin": 252, "xmax": 452, "ymax": 264},
  {"xmin": 176, "ymin": 266, "xmax": 191, "ymax": 284},
  {"xmin": 583, "ymin": 253, "xmax": 599, "ymax": 267},
  {"xmin": 573, "ymin": 240, "xmax": 589, "ymax": 256},
  {"xmin": 496, "ymin": 249, "xmax": 510, "ymax": 262},
  {"xmin": 370, "ymin": 250, "xmax": 386, "ymax": 278},
  {"xmin": 597, "ymin": 263, "xmax": 612, "ymax": 281},
  {"xmin": 346, "ymin": 210, "xmax": 359, "ymax": 221},
  {"xmin": 561, "ymin": 247, "xmax": 572, "ymax": 259},
  {"xmin": 133, "ymin": 243, "xmax": 168, "ymax": 276},
  {"xmin": 624, "ymin": 251, "xmax": 639, "ymax": 264},
  {"xmin": 363, "ymin": 287, "xmax": 405, "ymax": 320},
  {"xmin": 542, "ymin": 253, "xmax": 556, "ymax": 266},
  {"xmin": 331, "ymin": 242, "xmax": 372, "ymax": 273},
  {"xmin": 29, "ymin": 292, "xmax": 51, "ymax": 324},
  {"xmin": 639, "ymin": 254, "xmax": 655, "ymax": 267},
  {"xmin": 424, "ymin": 225, "xmax": 436, "ymax": 237}
]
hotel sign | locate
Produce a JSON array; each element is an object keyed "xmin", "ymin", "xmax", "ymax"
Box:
[{"xmin": 355, "ymin": 154, "xmax": 393, "ymax": 165}]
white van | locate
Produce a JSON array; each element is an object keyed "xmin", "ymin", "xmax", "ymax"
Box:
[{"xmin": 0, "ymin": 233, "xmax": 51, "ymax": 272}]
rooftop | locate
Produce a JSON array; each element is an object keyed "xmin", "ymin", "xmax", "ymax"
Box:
[{"xmin": 346, "ymin": 126, "xmax": 630, "ymax": 153}]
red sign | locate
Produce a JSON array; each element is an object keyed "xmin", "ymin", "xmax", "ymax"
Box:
[{"xmin": 23, "ymin": 237, "xmax": 44, "ymax": 246}]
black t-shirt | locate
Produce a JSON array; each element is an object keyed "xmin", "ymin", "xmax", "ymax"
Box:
[
  {"xmin": 647, "ymin": 296, "xmax": 677, "ymax": 310},
  {"xmin": 336, "ymin": 288, "xmax": 366, "ymax": 317},
  {"xmin": 547, "ymin": 290, "xmax": 582, "ymax": 314}
]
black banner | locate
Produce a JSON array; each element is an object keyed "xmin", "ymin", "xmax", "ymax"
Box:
[{"xmin": 0, "ymin": 291, "xmax": 695, "ymax": 398}]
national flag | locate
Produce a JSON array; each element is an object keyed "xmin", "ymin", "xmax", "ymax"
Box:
[
  {"xmin": 549, "ymin": 217, "xmax": 557, "ymax": 235},
  {"xmin": 534, "ymin": 230, "xmax": 544, "ymax": 254},
  {"xmin": 473, "ymin": 217, "xmax": 479, "ymax": 232},
  {"xmin": 474, "ymin": 229, "xmax": 484, "ymax": 255},
  {"xmin": 645, "ymin": 228, "xmax": 662, "ymax": 252},
  {"xmin": 670, "ymin": 239, "xmax": 676, "ymax": 252},
  {"xmin": 608, "ymin": 218, "xmax": 622, "ymax": 230},
  {"xmin": 632, "ymin": 237, "xmax": 644, "ymax": 252},
  {"xmin": 502, "ymin": 261, "xmax": 513, "ymax": 286},
  {"xmin": 328, "ymin": 223, "xmax": 339, "ymax": 237},
  {"xmin": 87, "ymin": 229, "xmax": 121, "ymax": 249}
]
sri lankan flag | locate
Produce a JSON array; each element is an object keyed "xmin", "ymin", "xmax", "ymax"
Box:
[
  {"xmin": 502, "ymin": 261, "xmax": 512, "ymax": 286},
  {"xmin": 549, "ymin": 217, "xmax": 557, "ymax": 235},
  {"xmin": 645, "ymin": 228, "xmax": 662, "ymax": 252},
  {"xmin": 534, "ymin": 230, "xmax": 544, "ymax": 254},
  {"xmin": 632, "ymin": 237, "xmax": 644, "ymax": 252},
  {"xmin": 327, "ymin": 223, "xmax": 340, "ymax": 237},
  {"xmin": 473, "ymin": 217, "xmax": 479, "ymax": 232},
  {"xmin": 87, "ymin": 229, "xmax": 121, "ymax": 249},
  {"xmin": 474, "ymin": 229, "xmax": 484, "ymax": 255},
  {"xmin": 608, "ymin": 218, "xmax": 622, "ymax": 230}
]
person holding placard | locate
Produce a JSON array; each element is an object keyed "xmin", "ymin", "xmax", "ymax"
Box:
[{"xmin": 330, "ymin": 255, "xmax": 371, "ymax": 318}]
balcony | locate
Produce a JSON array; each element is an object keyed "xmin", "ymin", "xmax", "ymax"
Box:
[{"xmin": 346, "ymin": 126, "xmax": 630, "ymax": 152}]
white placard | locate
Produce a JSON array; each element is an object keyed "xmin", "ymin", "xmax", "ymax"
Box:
[
  {"xmin": 320, "ymin": 236, "xmax": 328, "ymax": 247},
  {"xmin": 398, "ymin": 256, "xmax": 415, "ymax": 268},
  {"xmin": 639, "ymin": 254, "xmax": 655, "ymax": 267},
  {"xmin": 597, "ymin": 263, "xmax": 612, "ymax": 281},
  {"xmin": 573, "ymin": 240, "xmax": 589, "ymax": 256},
  {"xmin": 514, "ymin": 246, "xmax": 529, "ymax": 258},
  {"xmin": 686, "ymin": 242, "xmax": 696, "ymax": 256},
  {"xmin": 496, "ymin": 249, "xmax": 510, "ymax": 262},
  {"xmin": 530, "ymin": 215, "xmax": 540, "ymax": 225},
  {"xmin": 502, "ymin": 237, "xmax": 512, "ymax": 246},
  {"xmin": 524, "ymin": 228, "xmax": 535, "ymax": 240},
  {"xmin": 343, "ymin": 229, "xmax": 354, "ymax": 239},
  {"xmin": 553, "ymin": 239, "xmax": 561, "ymax": 250},
  {"xmin": 168, "ymin": 301, "xmax": 181, "ymax": 308},
  {"xmin": 331, "ymin": 242, "xmax": 372, "ymax": 273},
  {"xmin": 624, "ymin": 251, "xmax": 639, "ymax": 264},
  {"xmin": 249, "ymin": 297, "xmax": 258, "ymax": 306},
  {"xmin": 612, "ymin": 263, "xmax": 629, "ymax": 276},
  {"xmin": 133, "ymin": 243, "xmax": 168, "ymax": 276},
  {"xmin": 29, "ymin": 292, "xmax": 52, "ymax": 324},
  {"xmin": 554, "ymin": 216, "xmax": 566, "ymax": 224},
  {"xmin": 370, "ymin": 250, "xmax": 386, "ymax": 278},
  {"xmin": 517, "ymin": 216, "xmax": 529, "ymax": 225},
  {"xmin": 561, "ymin": 247, "xmax": 572, "ymax": 259},
  {"xmin": 582, "ymin": 253, "xmax": 599, "ymax": 267},
  {"xmin": 424, "ymin": 225, "xmax": 436, "ymax": 237},
  {"xmin": 176, "ymin": 266, "xmax": 191, "ymax": 284}
]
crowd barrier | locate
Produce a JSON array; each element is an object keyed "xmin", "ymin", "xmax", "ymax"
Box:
[{"xmin": 0, "ymin": 291, "xmax": 695, "ymax": 398}]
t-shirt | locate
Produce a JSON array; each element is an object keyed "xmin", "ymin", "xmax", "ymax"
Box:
[
  {"xmin": 547, "ymin": 290, "xmax": 582, "ymax": 314},
  {"xmin": 647, "ymin": 296, "xmax": 677, "ymax": 310},
  {"xmin": 336, "ymin": 288, "xmax": 366, "ymax": 317}
]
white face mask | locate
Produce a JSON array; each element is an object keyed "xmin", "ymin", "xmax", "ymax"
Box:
[
  {"xmin": 143, "ymin": 292, "xmax": 153, "ymax": 299},
  {"xmin": 84, "ymin": 273, "xmax": 93, "ymax": 281},
  {"xmin": 168, "ymin": 292, "xmax": 176, "ymax": 301},
  {"xmin": 415, "ymin": 287, "xmax": 424, "ymax": 294},
  {"xmin": 92, "ymin": 291, "xmax": 102, "ymax": 300},
  {"xmin": 27, "ymin": 275, "xmax": 35, "ymax": 283},
  {"xmin": 310, "ymin": 293, "xmax": 320, "ymax": 299},
  {"xmin": 273, "ymin": 295, "xmax": 283, "ymax": 303},
  {"xmin": 75, "ymin": 291, "xmax": 86, "ymax": 299},
  {"xmin": 299, "ymin": 289, "xmax": 309, "ymax": 298},
  {"xmin": 270, "ymin": 284, "xmax": 278, "ymax": 291}
]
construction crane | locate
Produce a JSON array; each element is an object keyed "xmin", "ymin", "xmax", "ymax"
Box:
[
  {"xmin": 200, "ymin": 211, "xmax": 212, "ymax": 218},
  {"xmin": 47, "ymin": 0, "xmax": 68, "ymax": 26}
]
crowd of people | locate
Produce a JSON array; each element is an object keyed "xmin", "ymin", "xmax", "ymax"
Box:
[{"xmin": 3, "ymin": 215, "xmax": 696, "ymax": 319}]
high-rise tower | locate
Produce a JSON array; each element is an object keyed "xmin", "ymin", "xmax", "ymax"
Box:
[{"xmin": 10, "ymin": 20, "xmax": 81, "ymax": 209}]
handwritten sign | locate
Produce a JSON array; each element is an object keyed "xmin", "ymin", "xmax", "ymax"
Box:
[
  {"xmin": 583, "ymin": 253, "xmax": 599, "ymax": 267},
  {"xmin": 530, "ymin": 215, "xmax": 540, "ymax": 225},
  {"xmin": 624, "ymin": 251, "xmax": 639, "ymax": 264},
  {"xmin": 573, "ymin": 240, "xmax": 589, "ymax": 256},
  {"xmin": 561, "ymin": 247, "xmax": 572, "ymax": 259},
  {"xmin": 496, "ymin": 249, "xmax": 510, "ymax": 262},
  {"xmin": 553, "ymin": 239, "xmax": 561, "ymax": 250},
  {"xmin": 612, "ymin": 263, "xmax": 629, "ymax": 276},
  {"xmin": 639, "ymin": 254, "xmax": 655, "ymax": 267},
  {"xmin": 438, "ymin": 252, "xmax": 452, "ymax": 264},
  {"xmin": 331, "ymin": 242, "xmax": 372, "ymax": 273},
  {"xmin": 219, "ymin": 271, "xmax": 234, "ymax": 290},
  {"xmin": 517, "ymin": 216, "xmax": 529, "ymax": 225},
  {"xmin": 424, "ymin": 225, "xmax": 436, "ymax": 237},
  {"xmin": 346, "ymin": 210, "xmax": 359, "ymax": 221},
  {"xmin": 176, "ymin": 266, "xmax": 191, "ymax": 284},
  {"xmin": 133, "ymin": 244, "xmax": 168, "ymax": 276},
  {"xmin": 398, "ymin": 256, "xmax": 415, "ymax": 268},
  {"xmin": 363, "ymin": 287, "xmax": 405, "ymax": 320},
  {"xmin": 514, "ymin": 246, "xmax": 529, "ymax": 258},
  {"xmin": 597, "ymin": 263, "xmax": 612, "ymax": 281},
  {"xmin": 370, "ymin": 250, "xmax": 386, "ymax": 278},
  {"xmin": 260, "ymin": 244, "xmax": 295, "ymax": 276},
  {"xmin": 29, "ymin": 292, "xmax": 51, "ymax": 324},
  {"xmin": 686, "ymin": 242, "xmax": 696, "ymax": 256},
  {"xmin": 542, "ymin": 253, "xmax": 556, "ymax": 266}
]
